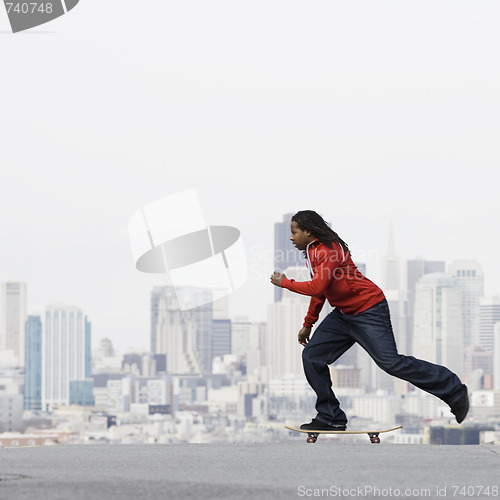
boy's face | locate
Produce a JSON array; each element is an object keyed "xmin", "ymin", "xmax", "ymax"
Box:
[{"xmin": 290, "ymin": 221, "xmax": 315, "ymax": 251}]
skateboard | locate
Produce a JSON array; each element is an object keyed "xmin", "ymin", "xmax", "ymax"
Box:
[{"xmin": 285, "ymin": 425, "xmax": 403, "ymax": 444}]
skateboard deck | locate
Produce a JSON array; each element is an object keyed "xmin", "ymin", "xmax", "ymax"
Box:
[{"xmin": 285, "ymin": 425, "xmax": 402, "ymax": 443}]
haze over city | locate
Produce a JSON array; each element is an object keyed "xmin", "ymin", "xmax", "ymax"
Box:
[{"xmin": 1, "ymin": 1, "xmax": 500, "ymax": 354}]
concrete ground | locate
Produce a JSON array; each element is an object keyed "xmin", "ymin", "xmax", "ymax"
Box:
[{"xmin": 0, "ymin": 442, "xmax": 499, "ymax": 499}]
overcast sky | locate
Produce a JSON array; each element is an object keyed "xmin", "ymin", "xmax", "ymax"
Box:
[{"xmin": 1, "ymin": 1, "xmax": 499, "ymax": 353}]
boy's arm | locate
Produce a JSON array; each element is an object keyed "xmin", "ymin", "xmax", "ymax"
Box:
[{"xmin": 303, "ymin": 295, "xmax": 326, "ymax": 328}]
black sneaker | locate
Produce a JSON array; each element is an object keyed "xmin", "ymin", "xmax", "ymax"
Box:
[
  {"xmin": 300, "ymin": 419, "xmax": 346, "ymax": 431},
  {"xmin": 450, "ymin": 390, "xmax": 469, "ymax": 424}
]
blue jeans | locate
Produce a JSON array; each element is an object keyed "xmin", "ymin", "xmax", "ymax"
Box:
[{"xmin": 302, "ymin": 299, "xmax": 466, "ymax": 425}]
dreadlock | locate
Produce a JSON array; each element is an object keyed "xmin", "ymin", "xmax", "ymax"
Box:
[{"xmin": 291, "ymin": 210, "xmax": 351, "ymax": 255}]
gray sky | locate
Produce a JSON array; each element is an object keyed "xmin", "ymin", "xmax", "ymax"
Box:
[{"xmin": 1, "ymin": 1, "xmax": 499, "ymax": 353}]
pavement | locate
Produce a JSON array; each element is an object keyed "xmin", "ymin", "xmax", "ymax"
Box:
[{"xmin": 0, "ymin": 441, "xmax": 499, "ymax": 499}]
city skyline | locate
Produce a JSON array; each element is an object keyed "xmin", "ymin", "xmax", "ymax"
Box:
[
  {"xmin": 7, "ymin": 238, "xmax": 496, "ymax": 389},
  {"xmin": 4, "ymin": 228, "xmax": 497, "ymax": 386},
  {"xmin": 2, "ymin": 231, "xmax": 500, "ymax": 354},
  {"xmin": 2, "ymin": 229, "xmax": 498, "ymax": 438}
]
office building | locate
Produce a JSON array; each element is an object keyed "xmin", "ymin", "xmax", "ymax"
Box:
[
  {"xmin": 69, "ymin": 379, "xmax": 95, "ymax": 406},
  {"xmin": 0, "ymin": 393, "xmax": 23, "ymax": 432},
  {"xmin": 151, "ymin": 286, "xmax": 213, "ymax": 375},
  {"xmin": 0, "ymin": 282, "xmax": 27, "ymax": 367},
  {"xmin": 246, "ymin": 322, "xmax": 267, "ymax": 380},
  {"xmin": 413, "ymin": 273, "xmax": 464, "ymax": 377},
  {"xmin": 448, "ymin": 260, "xmax": 484, "ymax": 349},
  {"xmin": 406, "ymin": 259, "xmax": 445, "ymax": 356},
  {"xmin": 381, "ymin": 220, "xmax": 400, "ymax": 292},
  {"xmin": 478, "ymin": 296, "xmax": 500, "ymax": 352},
  {"xmin": 231, "ymin": 316, "xmax": 251, "ymax": 359},
  {"xmin": 274, "ymin": 213, "xmax": 304, "ymax": 302},
  {"xmin": 212, "ymin": 319, "xmax": 231, "ymax": 361},
  {"xmin": 106, "ymin": 375, "xmax": 139, "ymax": 413},
  {"xmin": 380, "ymin": 222, "xmax": 407, "ymax": 354},
  {"xmin": 42, "ymin": 305, "xmax": 92, "ymax": 411},
  {"xmin": 24, "ymin": 315, "xmax": 42, "ymax": 410}
]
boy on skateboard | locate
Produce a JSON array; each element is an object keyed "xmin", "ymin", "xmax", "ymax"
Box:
[{"xmin": 270, "ymin": 210, "xmax": 469, "ymax": 432}]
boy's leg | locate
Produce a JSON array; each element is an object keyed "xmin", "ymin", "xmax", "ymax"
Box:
[
  {"xmin": 348, "ymin": 299, "xmax": 467, "ymax": 408},
  {"xmin": 302, "ymin": 309, "xmax": 354, "ymax": 426}
]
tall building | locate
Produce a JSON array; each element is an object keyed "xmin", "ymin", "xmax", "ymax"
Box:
[
  {"xmin": 98, "ymin": 337, "xmax": 115, "ymax": 358},
  {"xmin": 368, "ymin": 222, "xmax": 407, "ymax": 393},
  {"xmin": 42, "ymin": 305, "xmax": 92, "ymax": 411},
  {"xmin": 246, "ymin": 322, "xmax": 267, "ymax": 380},
  {"xmin": 212, "ymin": 319, "xmax": 231, "ymax": 360},
  {"xmin": 24, "ymin": 315, "xmax": 42, "ymax": 410},
  {"xmin": 412, "ymin": 273, "xmax": 464, "ymax": 378},
  {"xmin": 380, "ymin": 222, "xmax": 407, "ymax": 353},
  {"xmin": 151, "ymin": 286, "xmax": 213, "ymax": 375},
  {"xmin": 106, "ymin": 375, "xmax": 139, "ymax": 413},
  {"xmin": 231, "ymin": 316, "xmax": 251, "ymax": 359},
  {"xmin": 406, "ymin": 258, "xmax": 445, "ymax": 355},
  {"xmin": 478, "ymin": 296, "xmax": 500, "ymax": 352},
  {"xmin": 274, "ymin": 213, "xmax": 304, "ymax": 302},
  {"xmin": 448, "ymin": 260, "xmax": 484, "ymax": 349},
  {"xmin": 0, "ymin": 282, "xmax": 27, "ymax": 367},
  {"xmin": 381, "ymin": 220, "xmax": 400, "ymax": 292}
]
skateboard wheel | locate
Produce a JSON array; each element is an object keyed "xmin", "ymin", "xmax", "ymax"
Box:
[
  {"xmin": 306, "ymin": 434, "xmax": 318, "ymax": 444},
  {"xmin": 370, "ymin": 436, "xmax": 381, "ymax": 444}
]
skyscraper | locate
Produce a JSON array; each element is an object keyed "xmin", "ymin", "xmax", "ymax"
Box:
[
  {"xmin": 412, "ymin": 273, "xmax": 464, "ymax": 377},
  {"xmin": 24, "ymin": 315, "xmax": 42, "ymax": 410},
  {"xmin": 0, "ymin": 282, "xmax": 27, "ymax": 367},
  {"xmin": 246, "ymin": 322, "xmax": 267, "ymax": 379},
  {"xmin": 151, "ymin": 286, "xmax": 213, "ymax": 375},
  {"xmin": 448, "ymin": 260, "xmax": 484, "ymax": 349},
  {"xmin": 231, "ymin": 316, "xmax": 251, "ymax": 359},
  {"xmin": 406, "ymin": 259, "xmax": 445, "ymax": 355},
  {"xmin": 212, "ymin": 319, "xmax": 231, "ymax": 360},
  {"xmin": 274, "ymin": 213, "xmax": 304, "ymax": 302},
  {"xmin": 381, "ymin": 220, "xmax": 400, "ymax": 292},
  {"xmin": 42, "ymin": 305, "xmax": 92, "ymax": 411},
  {"xmin": 380, "ymin": 221, "xmax": 407, "ymax": 354},
  {"xmin": 479, "ymin": 296, "xmax": 500, "ymax": 352}
]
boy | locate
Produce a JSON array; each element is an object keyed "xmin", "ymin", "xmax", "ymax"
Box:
[{"xmin": 270, "ymin": 210, "xmax": 469, "ymax": 431}]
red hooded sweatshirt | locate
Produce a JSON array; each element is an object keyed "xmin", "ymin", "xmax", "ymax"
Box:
[{"xmin": 280, "ymin": 239, "xmax": 385, "ymax": 328}]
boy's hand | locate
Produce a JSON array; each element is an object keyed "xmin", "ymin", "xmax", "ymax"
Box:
[
  {"xmin": 298, "ymin": 326, "xmax": 312, "ymax": 346},
  {"xmin": 270, "ymin": 271, "xmax": 286, "ymax": 287}
]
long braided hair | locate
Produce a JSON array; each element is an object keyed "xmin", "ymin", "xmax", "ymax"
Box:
[{"xmin": 291, "ymin": 210, "xmax": 351, "ymax": 255}]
